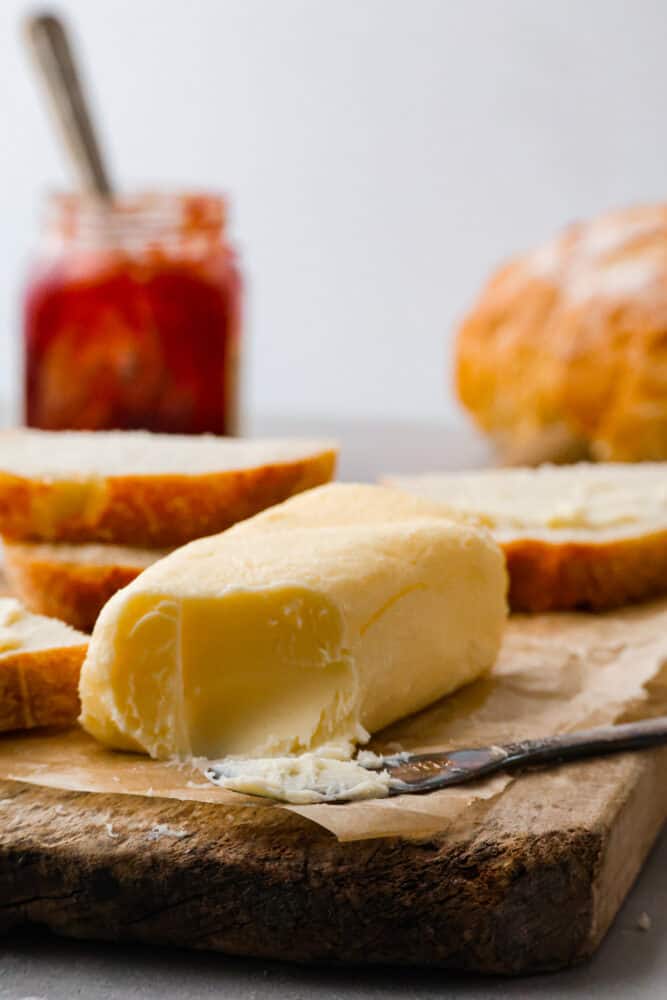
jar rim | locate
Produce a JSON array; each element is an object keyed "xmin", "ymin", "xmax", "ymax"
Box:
[{"xmin": 45, "ymin": 190, "xmax": 228, "ymax": 240}]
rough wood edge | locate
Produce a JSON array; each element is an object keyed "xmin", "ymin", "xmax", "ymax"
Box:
[{"xmin": 588, "ymin": 746, "xmax": 667, "ymax": 949}]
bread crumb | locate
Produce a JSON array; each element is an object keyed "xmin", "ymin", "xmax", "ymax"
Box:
[
  {"xmin": 147, "ymin": 823, "xmax": 191, "ymax": 841},
  {"xmin": 637, "ymin": 912, "xmax": 652, "ymax": 931}
]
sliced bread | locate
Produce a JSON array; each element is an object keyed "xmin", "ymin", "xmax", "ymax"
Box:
[
  {"xmin": 3, "ymin": 542, "xmax": 165, "ymax": 633},
  {"xmin": 0, "ymin": 597, "xmax": 87, "ymax": 732},
  {"xmin": 0, "ymin": 430, "xmax": 337, "ymax": 547},
  {"xmin": 384, "ymin": 463, "xmax": 667, "ymax": 612}
]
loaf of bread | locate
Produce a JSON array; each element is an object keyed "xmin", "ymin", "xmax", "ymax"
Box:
[
  {"xmin": 455, "ymin": 203, "xmax": 667, "ymax": 463},
  {"xmin": 3, "ymin": 542, "xmax": 164, "ymax": 633},
  {"xmin": 0, "ymin": 597, "xmax": 87, "ymax": 732},
  {"xmin": 79, "ymin": 484, "xmax": 506, "ymax": 760},
  {"xmin": 0, "ymin": 430, "xmax": 337, "ymax": 547},
  {"xmin": 385, "ymin": 463, "xmax": 667, "ymax": 612}
]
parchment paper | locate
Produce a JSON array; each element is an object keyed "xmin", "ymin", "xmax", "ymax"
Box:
[{"xmin": 2, "ymin": 599, "xmax": 667, "ymax": 842}]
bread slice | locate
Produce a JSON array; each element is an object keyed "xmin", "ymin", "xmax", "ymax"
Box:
[
  {"xmin": 3, "ymin": 541, "xmax": 165, "ymax": 633},
  {"xmin": 0, "ymin": 430, "xmax": 337, "ymax": 547},
  {"xmin": 384, "ymin": 463, "xmax": 667, "ymax": 612},
  {"xmin": 0, "ymin": 597, "xmax": 87, "ymax": 732}
]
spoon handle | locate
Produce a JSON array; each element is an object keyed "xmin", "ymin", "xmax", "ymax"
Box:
[{"xmin": 25, "ymin": 13, "xmax": 113, "ymax": 197}]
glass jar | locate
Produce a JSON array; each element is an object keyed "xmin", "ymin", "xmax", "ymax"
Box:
[{"xmin": 23, "ymin": 191, "xmax": 242, "ymax": 434}]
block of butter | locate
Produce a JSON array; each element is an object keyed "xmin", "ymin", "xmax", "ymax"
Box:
[{"xmin": 79, "ymin": 484, "xmax": 507, "ymax": 761}]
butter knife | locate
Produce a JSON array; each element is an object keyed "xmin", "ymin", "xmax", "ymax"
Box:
[{"xmin": 368, "ymin": 716, "xmax": 667, "ymax": 797}]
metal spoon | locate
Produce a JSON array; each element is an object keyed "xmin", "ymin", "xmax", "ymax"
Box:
[
  {"xmin": 365, "ymin": 716, "xmax": 667, "ymax": 798},
  {"xmin": 25, "ymin": 12, "xmax": 113, "ymax": 197}
]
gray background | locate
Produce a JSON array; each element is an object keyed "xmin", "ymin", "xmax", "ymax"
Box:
[{"xmin": 2, "ymin": 0, "xmax": 667, "ymax": 426}]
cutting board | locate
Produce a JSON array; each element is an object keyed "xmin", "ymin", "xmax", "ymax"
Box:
[
  {"xmin": 1, "ymin": 571, "xmax": 666, "ymax": 974},
  {"xmin": 1, "ymin": 748, "xmax": 666, "ymax": 974}
]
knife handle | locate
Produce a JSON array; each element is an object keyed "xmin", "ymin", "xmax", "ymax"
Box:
[{"xmin": 502, "ymin": 716, "xmax": 667, "ymax": 768}]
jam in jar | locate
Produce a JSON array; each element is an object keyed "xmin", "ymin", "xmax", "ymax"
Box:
[{"xmin": 23, "ymin": 191, "xmax": 242, "ymax": 434}]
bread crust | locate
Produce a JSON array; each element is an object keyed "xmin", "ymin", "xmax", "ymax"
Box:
[
  {"xmin": 455, "ymin": 204, "xmax": 667, "ymax": 462},
  {"xmin": 0, "ymin": 450, "xmax": 337, "ymax": 546},
  {"xmin": 0, "ymin": 644, "xmax": 86, "ymax": 733},
  {"xmin": 3, "ymin": 544, "xmax": 158, "ymax": 633},
  {"xmin": 504, "ymin": 528, "xmax": 667, "ymax": 611}
]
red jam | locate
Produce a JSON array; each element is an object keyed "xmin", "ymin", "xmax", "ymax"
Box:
[{"xmin": 24, "ymin": 192, "xmax": 242, "ymax": 434}]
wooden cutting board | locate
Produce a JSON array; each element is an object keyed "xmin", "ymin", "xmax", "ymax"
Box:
[
  {"xmin": 1, "ymin": 572, "xmax": 666, "ymax": 974},
  {"xmin": 1, "ymin": 749, "xmax": 665, "ymax": 974}
]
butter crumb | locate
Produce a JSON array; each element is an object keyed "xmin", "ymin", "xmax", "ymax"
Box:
[
  {"xmin": 206, "ymin": 751, "xmax": 394, "ymax": 804},
  {"xmin": 637, "ymin": 912, "xmax": 652, "ymax": 931}
]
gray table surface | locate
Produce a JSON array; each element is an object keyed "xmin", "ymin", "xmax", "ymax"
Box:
[{"xmin": 1, "ymin": 418, "xmax": 665, "ymax": 998}]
